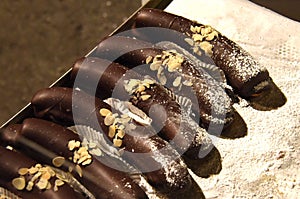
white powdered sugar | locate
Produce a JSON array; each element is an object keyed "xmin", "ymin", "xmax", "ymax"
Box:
[
  {"xmin": 148, "ymin": 139, "xmax": 188, "ymax": 187},
  {"xmin": 155, "ymin": 41, "xmax": 232, "ymax": 122},
  {"xmin": 215, "ymin": 36, "xmax": 267, "ymax": 83},
  {"xmin": 165, "ymin": 0, "xmax": 300, "ymax": 198},
  {"xmin": 137, "ymin": 176, "xmax": 164, "ymax": 199}
]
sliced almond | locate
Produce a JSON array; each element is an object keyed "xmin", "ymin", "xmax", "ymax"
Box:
[
  {"xmin": 30, "ymin": 171, "xmax": 42, "ymax": 182},
  {"xmin": 183, "ymin": 80, "xmax": 193, "ymax": 87},
  {"xmin": 167, "ymin": 61, "xmax": 181, "ymax": 72},
  {"xmin": 184, "ymin": 37, "xmax": 194, "ymax": 46},
  {"xmin": 193, "ymin": 46, "xmax": 202, "ymax": 56},
  {"xmin": 142, "ymin": 83, "xmax": 150, "ymax": 89},
  {"xmin": 52, "ymin": 156, "xmax": 65, "ymax": 168},
  {"xmin": 118, "ymin": 125, "xmax": 125, "ymax": 130},
  {"xmin": 77, "ymin": 146, "xmax": 88, "ymax": 155},
  {"xmin": 192, "ymin": 33, "xmax": 204, "ymax": 42},
  {"xmin": 159, "ymin": 74, "xmax": 167, "ymax": 85},
  {"xmin": 12, "ymin": 177, "xmax": 26, "ymax": 190},
  {"xmin": 68, "ymin": 140, "xmax": 80, "ymax": 150},
  {"xmin": 150, "ymin": 62, "xmax": 161, "ymax": 71},
  {"xmin": 36, "ymin": 178, "xmax": 48, "ymax": 190},
  {"xmin": 196, "ymin": 26, "xmax": 202, "ymax": 33},
  {"xmin": 143, "ymin": 79, "xmax": 154, "ymax": 85},
  {"xmin": 55, "ymin": 179, "xmax": 65, "ymax": 187},
  {"xmin": 99, "ymin": 108, "xmax": 112, "ymax": 117},
  {"xmin": 162, "ymin": 58, "xmax": 169, "ymax": 66},
  {"xmin": 141, "ymin": 94, "xmax": 151, "ymax": 101},
  {"xmin": 201, "ymin": 26, "xmax": 212, "ymax": 35},
  {"xmin": 46, "ymin": 182, "xmax": 52, "ymax": 190},
  {"xmin": 116, "ymin": 130, "xmax": 125, "ymax": 139},
  {"xmin": 82, "ymin": 158, "xmax": 92, "ymax": 166},
  {"xmin": 206, "ymin": 30, "xmax": 218, "ymax": 41},
  {"xmin": 190, "ymin": 25, "xmax": 196, "ymax": 33},
  {"xmin": 153, "ymin": 54, "xmax": 162, "ymax": 62},
  {"xmin": 157, "ymin": 66, "xmax": 164, "ymax": 76},
  {"xmin": 136, "ymin": 85, "xmax": 145, "ymax": 93},
  {"xmin": 18, "ymin": 168, "xmax": 28, "ymax": 176},
  {"xmin": 113, "ymin": 139, "xmax": 123, "ymax": 147},
  {"xmin": 28, "ymin": 167, "xmax": 38, "ymax": 175},
  {"xmin": 206, "ymin": 33, "xmax": 215, "ymax": 41},
  {"xmin": 175, "ymin": 55, "xmax": 184, "ymax": 63},
  {"xmin": 68, "ymin": 166, "xmax": 73, "ymax": 173},
  {"xmin": 199, "ymin": 41, "xmax": 213, "ymax": 56},
  {"xmin": 124, "ymin": 79, "xmax": 140, "ymax": 93},
  {"xmin": 173, "ymin": 76, "xmax": 182, "ymax": 87},
  {"xmin": 90, "ymin": 148, "xmax": 102, "ymax": 156},
  {"xmin": 104, "ymin": 113, "xmax": 115, "ymax": 126},
  {"xmin": 26, "ymin": 181, "xmax": 34, "ymax": 191},
  {"xmin": 41, "ymin": 172, "xmax": 51, "ymax": 180},
  {"xmin": 108, "ymin": 125, "xmax": 116, "ymax": 138},
  {"xmin": 78, "ymin": 156, "xmax": 89, "ymax": 164},
  {"xmin": 75, "ymin": 165, "xmax": 83, "ymax": 177},
  {"xmin": 73, "ymin": 151, "xmax": 80, "ymax": 163},
  {"xmin": 146, "ymin": 56, "xmax": 153, "ymax": 64},
  {"xmin": 46, "ymin": 167, "xmax": 56, "ymax": 177},
  {"xmin": 35, "ymin": 164, "xmax": 42, "ymax": 169},
  {"xmin": 88, "ymin": 142, "xmax": 97, "ymax": 148}
]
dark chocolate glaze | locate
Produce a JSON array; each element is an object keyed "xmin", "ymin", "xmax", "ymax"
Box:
[
  {"xmin": 93, "ymin": 37, "xmax": 241, "ymax": 135},
  {"xmin": 2, "ymin": 118, "xmax": 148, "ymax": 199},
  {"xmin": 0, "ymin": 146, "xmax": 85, "ymax": 199},
  {"xmin": 70, "ymin": 57, "xmax": 222, "ymax": 176},
  {"xmin": 133, "ymin": 8, "xmax": 271, "ymax": 98},
  {"xmin": 134, "ymin": 8, "xmax": 193, "ymax": 36},
  {"xmin": 31, "ymin": 87, "xmax": 194, "ymax": 194},
  {"xmin": 93, "ymin": 36, "xmax": 152, "ymax": 61},
  {"xmin": 211, "ymin": 36, "xmax": 270, "ymax": 98}
]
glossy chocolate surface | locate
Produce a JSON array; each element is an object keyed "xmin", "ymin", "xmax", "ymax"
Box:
[
  {"xmin": 2, "ymin": 118, "xmax": 148, "ymax": 199},
  {"xmin": 32, "ymin": 87, "xmax": 193, "ymax": 193},
  {"xmin": 70, "ymin": 57, "xmax": 223, "ymax": 176},
  {"xmin": 0, "ymin": 146, "xmax": 85, "ymax": 199},
  {"xmin": 134, "ymin": 8, "xmax": 271, "ymax": 98}
]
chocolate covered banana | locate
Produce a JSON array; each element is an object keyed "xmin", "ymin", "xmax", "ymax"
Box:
[
  {"xmin": 0, "ymin": 145, "xmax": 85, "ymax": 199},
  {"xmin": 94, "ymin": 36, "xmax": 246, "ymax": 138},
  {"xmin": 1, "ymin": 118, "xmax": 148, "ymax": 199},
  {"xmin": 133, "ymin": 8, "xmax": 271, "ymax": 99},
  {"xmin": 31, "ymin": 87, "xmax": 203, "ymax": 197},
  {"xmin": 70, "ymin": 57, "xmax": 222, "ymax": 176}
]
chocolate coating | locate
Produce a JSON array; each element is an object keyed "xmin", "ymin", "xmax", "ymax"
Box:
[
  {"xmin": 31, "ymin": 87, "xmax": 193, "ymax": 194},
  {"xmin": 94, "ymin": 36, "xmax": 240, "ymax": 135},
  {"xmin": 70, "ymin": 57, "xmax": 223, "ymax": 177},
  {"xmin": 2, "ymin": 119, "xmax": 148, "ymax": 199},
  {"xmin": 134, "ymin": 8, "xmax": 271, "ymax": 98},
  {"xmin": 211, "ymin": 36, "xmax": 270, "ymax": 98},
  {"xmin": 0, "ymin": 146, "xmax": 85, "ymax": 199}
]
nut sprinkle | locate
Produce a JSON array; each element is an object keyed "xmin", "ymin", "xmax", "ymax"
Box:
[
  {"xmin": 99, "ymin": 106, "xmax": 138, "ymax": 148},
  {"xmin": 67, "ymin": 140, "xmax": 93, "ymax": 167},
  {"xmin": 187, "ymin": 25, "xmax": 219, "ymax": 56},
  {"xmin": 148, "ymin": 50, "xmax": 184, "ymax": 86},
  {"xmin": 12, "ymin": 164, "xmax": 65, "ymax": 192}
]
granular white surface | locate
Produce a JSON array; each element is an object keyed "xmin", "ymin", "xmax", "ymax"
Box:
[{"xmin": 166, "ymin": 0, "xmax": 300, "ymax": 198}]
